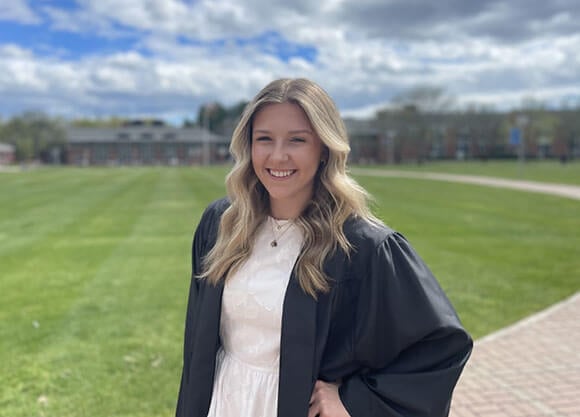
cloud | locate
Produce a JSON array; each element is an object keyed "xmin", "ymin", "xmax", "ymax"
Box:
[
  {"xmin": 0, "ymin": 42, "xmax": 299, "ymax": 118},
  {"xmin": 0, "ymin": 0, "xmax": 579, "ymax": 119},
  {"xmin": 333, "ymin": 0, "xmax": 580, "ymax": 42},
  {"xmin": 0, "ymin": 0, "xmax": 41, "ymax": 24}
]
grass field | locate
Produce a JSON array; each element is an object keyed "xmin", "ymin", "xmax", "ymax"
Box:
[
  {"xmin": 1, "ymin": 163, "xmax": 579, "ymax": 417},
  {"xmin": 361, "ymin": 159, "xmax": 580, "ymax": 185}
]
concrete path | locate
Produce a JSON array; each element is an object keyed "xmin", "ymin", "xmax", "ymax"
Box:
[
  {"xmin": 450, "ymin": 293, "xmax": 580, "ymax": 417},
  {"xmin": 352, "ymin": 168, "xmax": 580, "ymax": 201},
  {"xmin": 353, "ymin": 168, "xmax": 580, "ymax": 416}
]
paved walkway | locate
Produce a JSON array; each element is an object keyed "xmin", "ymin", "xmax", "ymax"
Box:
[
  {"xmin": 450, "ymin": 293, "xmax": 580, "ymax": 417},
  {"xmin": 352, "ymin": 168, "xmax": 580, "ymax": 200},
  {"xmin": 352, "ymin": 169, "xmax": 580, "ymax": 416}
]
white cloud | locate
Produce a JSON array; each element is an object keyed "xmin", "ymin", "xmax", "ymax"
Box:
[
  {"xmin": 0, "ymin": 0, "xmax": 579, "ymax": 118},
  {"xmin": 0, "ymin": 0, "xmax": 40, "ymax": 24}
]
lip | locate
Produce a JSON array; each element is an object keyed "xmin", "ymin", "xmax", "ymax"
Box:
[{"xmin": 267, "ymin": 168, "xmax": 296, "ymax": 179}]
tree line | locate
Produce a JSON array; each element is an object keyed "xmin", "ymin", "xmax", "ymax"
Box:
[
  {"xmin": 1, "ymin": 87, "xmax": 578, "ymax": 163},
  {"xmin": 373, "ymin": 88, "xmax": 579, "ymax": 162},
  {"xmin": 0, "ymin": 112, "xmax": 67, "ymax": 162},
  {"xmin": 0, "ymin": 100, "xmax": 251, "ymax": 162}
]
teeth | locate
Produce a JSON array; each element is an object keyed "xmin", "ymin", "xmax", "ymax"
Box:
[{"xmin": 269, "ymin": 169, "xmax": 294, "ymax": 178}]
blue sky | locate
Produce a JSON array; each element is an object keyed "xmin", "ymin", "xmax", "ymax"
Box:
[
  {"xmin": 1, "ymin": 0, "xmax": 579, "ymax": 121},
  {"xmin": 0, "ymin": 19, "xmax": 141, "ymax": 58}
]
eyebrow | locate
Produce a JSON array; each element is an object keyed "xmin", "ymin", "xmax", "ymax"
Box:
[{"xmin": 253, "ymin": 129, "xmax": 314, "ymax": 135}]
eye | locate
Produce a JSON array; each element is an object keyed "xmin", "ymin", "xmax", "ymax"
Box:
[
  {"xmin": 254, "ymin": 136, "xmax": 271, "ymax": 142},
  {"xmin": 290, "ymin": 137, "xmax": 306, "ymax": 143}
]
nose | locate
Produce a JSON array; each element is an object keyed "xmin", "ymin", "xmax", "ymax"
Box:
[{"xmin": 271, "ymin": 141, "xmax": 289, "ymax": 162}]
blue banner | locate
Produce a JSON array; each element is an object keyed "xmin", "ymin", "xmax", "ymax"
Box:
[{"xmin": 509, "ymin": 127, "xmax": 520, "ymax": 145}]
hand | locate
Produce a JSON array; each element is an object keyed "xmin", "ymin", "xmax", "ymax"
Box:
[{"xmin": 308, "ymin": 380, "xmax": 351, "ymax": 417}]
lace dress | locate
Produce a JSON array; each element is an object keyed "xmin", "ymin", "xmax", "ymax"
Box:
[{"xmin": 206, "ymin": 217, "xmax": 303, "ymax": 417}]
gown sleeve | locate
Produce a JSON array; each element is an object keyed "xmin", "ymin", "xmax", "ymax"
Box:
[
  {"xmin": 339, "ymin": 232, "xmax": 473, "ymax": 417},
  {"xmin": 175, "ymin": 199, "xmax": 226, "ymax": 417}
]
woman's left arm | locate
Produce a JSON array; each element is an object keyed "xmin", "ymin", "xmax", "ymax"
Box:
[{"xmin": 338, "ymin": 232, "xmax": 473, "ymax": 417}]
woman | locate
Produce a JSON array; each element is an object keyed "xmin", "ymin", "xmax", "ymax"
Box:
[{"xmin": 176, "ymin": 78, "xmax": 472, "ymax": 417}]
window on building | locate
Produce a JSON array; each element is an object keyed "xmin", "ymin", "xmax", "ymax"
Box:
[
  {"xmin": 119, "ymin": 144, "xmax": 131, "ymax": 164},
  {"xmin": 164, "ymin": 132, "xmax": 176, "ymax": 140},
  {"xmin": 142, "ymin": 143, "xmax": 153, "ymax": 163},
  {"xmin": 95, "ymin": 144, "xmax": 108, "ymax": 164}
]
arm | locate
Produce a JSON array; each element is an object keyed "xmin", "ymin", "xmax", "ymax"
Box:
[{"xmin": 339, "ymin": 232, "xmax": 472, "ymax": 417}]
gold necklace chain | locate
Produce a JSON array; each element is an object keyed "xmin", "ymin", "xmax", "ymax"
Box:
[{"xmin": 270, "ymin": 217, "xmax": 293, "ymax": 247}]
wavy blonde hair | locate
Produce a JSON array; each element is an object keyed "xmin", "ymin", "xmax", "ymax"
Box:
[{"xmin": 200, "ymin": 78, "xmax": 379, "ymax": 297}]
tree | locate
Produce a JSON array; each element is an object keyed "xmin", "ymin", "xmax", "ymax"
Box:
[
  {"xmin": 196, "ymin": 101, "xmax": 249, "ymax": 134},
  {"xmin": 226, "ymin": 101, "xmax": 249, "ymax": 120},
  {"xmin": 70, "ymin": 116, "xmax": 125, "ymax": 127},
  {"xmin": 391, "ymin": 85, "xmax": 455, "ymax": 113},
  {"xmin": 197, "ymin": 102, "xmax": 226, "ymax": 133},
  {"xmin": 0, "ymin": 112, "xmax": 66, "ymax": 162},
  {"xmin": 375, "ymin": 86, "xmax": 455, "ymax": 163}
]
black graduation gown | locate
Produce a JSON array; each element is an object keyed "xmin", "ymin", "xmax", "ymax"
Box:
[{"xmin": 176, "ymin": 198, "xmax": 472, "ymax": 417}]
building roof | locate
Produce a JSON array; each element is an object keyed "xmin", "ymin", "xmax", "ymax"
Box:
[
  {"xmin": 66, "ymin": 126, "xmax": 229, "ymax": 144},
  {"xmin": 0, "ymin": 142, "xmax": 15, "ymax": 152}
]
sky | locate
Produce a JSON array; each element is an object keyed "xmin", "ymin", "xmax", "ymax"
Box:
[{"xmin": 1, "ymin": 0, "xmax": 580, "ymax": 123}]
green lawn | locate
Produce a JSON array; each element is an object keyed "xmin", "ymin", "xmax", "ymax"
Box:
[
  {"xmin": 356, "ymin": 159, "xmax": 580, "ymax": 185},
  {"xmin": 1, "ymin": 165, "xmax": 579, "ymax": 417}
]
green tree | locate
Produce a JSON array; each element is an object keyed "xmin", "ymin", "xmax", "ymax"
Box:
[
  {"xmin": 226, "ymin": 101, "xmax": 249, "ymax": 120},
  {"xmin": 0, "ymin": 112, "xmax": 66, "ymax": 162},
  {"xmin": 197, "ymin": 102, "xmax": 226, "ymax": 133},
  {"xmin": 196, "ymin": 101, "xmax": 248, "ymax": 134},
  {"xmin": 70, "ymin": 116, "xmax": 125, "ymax": 127}
]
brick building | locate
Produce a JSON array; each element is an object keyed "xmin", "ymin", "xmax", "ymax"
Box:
[
  {"xmin": 0, "ymin": 142, "xmax": 15, "ymax": 165},
  {"xmin": 66, "ymin": 125, "xmax": 230, "ymax": 166}
]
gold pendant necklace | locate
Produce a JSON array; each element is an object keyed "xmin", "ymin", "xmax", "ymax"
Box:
[{"xmin": 270, "ymin": 217, "xmax": 293, "ymax": 247}]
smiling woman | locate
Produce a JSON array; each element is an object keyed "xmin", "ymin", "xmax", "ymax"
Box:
[
  {"xmin": 176, "ymin": 78, "xmax": 472, "ymax": 417},
  {"xmin": 251, "ymin": 102, "xmax": 325, "ymax": 219}
]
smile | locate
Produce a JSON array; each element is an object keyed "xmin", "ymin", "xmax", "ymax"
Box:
[{"xmin": 268, "ymin": 169, "xmax": 296, "ymax": 178}]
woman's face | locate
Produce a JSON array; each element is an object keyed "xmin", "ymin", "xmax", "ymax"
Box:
[{"xmin": 251, "ymin": 102, "xmax": 324, "ymax": 219}]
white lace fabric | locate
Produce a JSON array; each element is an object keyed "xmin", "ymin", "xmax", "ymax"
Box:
[{"xmin": 206, "ymin": 218, "xmax": 303, "ymax": 417}]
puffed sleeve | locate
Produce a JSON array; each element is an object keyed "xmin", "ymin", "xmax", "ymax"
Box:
[{"xmin": 339, "ymin": 232, "xmax": 472, "ymax": 417}]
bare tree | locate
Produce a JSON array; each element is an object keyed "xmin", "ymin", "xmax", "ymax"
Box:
[{"xmin": 391, "ymin": 85, "xmax": 455, "ymax": 113}]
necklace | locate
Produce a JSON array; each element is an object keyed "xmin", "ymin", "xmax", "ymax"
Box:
[{"xmin": 270, "ymin": 217, "xmax": 293, "ymax": 247}]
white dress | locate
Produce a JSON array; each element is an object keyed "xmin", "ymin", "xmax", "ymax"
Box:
[{"xmin": 206, "ymin": 217, "xmax": 303, "ymax": 417}]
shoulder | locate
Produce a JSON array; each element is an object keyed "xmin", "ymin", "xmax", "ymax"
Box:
[
  {"xmin": 344, "ymin": 215, "xmax": 395, "ymax": 252},
  {"xmin": 203, "ymin": 197, "xmax": 230, "ymax": 218},
  {"xmin": 198, "ymin": 197, "xmax": 230, "ymax": 226},
  {"xmin": 193, "ymin": 197, "xmax": 230, "ymax": 243},
  {"xmin": 342, "ymin": 216, "xmax": 422, "ymax": 270}
]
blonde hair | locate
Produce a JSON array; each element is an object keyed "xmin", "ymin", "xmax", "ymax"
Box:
[{"xmin": 200, "ymin": 78, "xmax": 379, "ymax": 297}]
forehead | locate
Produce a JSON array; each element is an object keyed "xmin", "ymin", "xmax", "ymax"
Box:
[{"xmin": 252, "ymin": 102, "xmax": 313, "ymax": 130}]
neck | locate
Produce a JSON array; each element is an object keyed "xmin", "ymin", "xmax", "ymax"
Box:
[{"xmin": 269, "ymin": 198, "xmax": 309, "ymax": 220}]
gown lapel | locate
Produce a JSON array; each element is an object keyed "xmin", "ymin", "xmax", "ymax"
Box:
[
  {"xmin": 189, "ymin": 281, "xmax": 224, "ymax": 417},
  {"xmin": 277, "ymin": 273, "xmax": 318, "ymax": 417}
]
